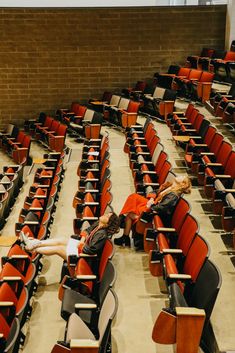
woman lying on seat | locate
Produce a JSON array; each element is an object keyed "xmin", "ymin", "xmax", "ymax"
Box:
[
  {"xmin": 114, "ymin": 176, "xmax": 191, "ymax": 247},
  {"xmin": 20, "ymin": 212, "xmax": 120, "ymax": 260}
]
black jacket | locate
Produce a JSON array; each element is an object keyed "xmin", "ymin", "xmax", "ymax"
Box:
[
  {"xmin": 82, "ymin": 222, "xmax": 108, "ymax": 256},
  {"xmin": 151, "ymin": 192, "xmax": 179, "ymax": 226}
]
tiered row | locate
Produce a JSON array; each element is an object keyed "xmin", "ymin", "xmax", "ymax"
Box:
[
  {"xmin": 0, "ymin": 152, "xmax": 65, "ymax": 353},
  {"xmin": 123, "ymin": 118, "xmax": 221, "ymax": 353}
]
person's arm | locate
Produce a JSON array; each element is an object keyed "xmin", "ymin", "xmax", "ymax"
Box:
[
  {"xmin": 79, "ymin": 229, "xmax": 107, "ymax": 255},
  {"xmin": 80, "ymin": 222, "xmax": 99, "ymax": 242},
  {"xmin": 151, "ymin": 192, "xmax": 179, "ymax": 216}
]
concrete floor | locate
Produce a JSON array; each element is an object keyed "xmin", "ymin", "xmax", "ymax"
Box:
[{"xmin": 0, "ymin": 98, "xmax": 234, "ymax": 352}]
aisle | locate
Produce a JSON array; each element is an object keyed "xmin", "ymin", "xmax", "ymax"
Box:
[
  {"xmin": 108, "ymin": 128, "xmax": 173, "ymax": 353},
  {"xmin": 22, "ymin": 140, "xmax": 82, "ymax": 353}
]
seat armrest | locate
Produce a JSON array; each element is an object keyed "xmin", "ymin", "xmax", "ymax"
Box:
[
  {"xmin": 168, "ymin": 274, "xmax": 192, "ymax": 280},
  {"xmin": 76, "ymin": 275, "xmax": 97, "ymax": 280},
  {"xmin": 162, "ymin": 249, "xmax": 183, "ymax": 254},
  {"xmin": 206, "ymin": 163, "xmax": 222, "ymax": 167},
  {"xmin": 156, "ymin": 227, "xmax": 176, "ymax": 233},
  {"xmin": 70, "ymin": 339, "xmax": 99, "ymax": 350},
  {"xmin": 75, "ymin": 303, "xmax": 97, "ymax": 310}
]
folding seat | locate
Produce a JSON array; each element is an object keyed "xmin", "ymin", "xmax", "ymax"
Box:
[
  {"xmin": 212, "ymin": 61, "xmax": 228, "ymax": 82},
  {"xmin": 143, "ymin": 87, "xmax": 177, "ymax": 120},
  {"xmin": 134, "ymin": 150, "xmax": 168, "ymax": 191},
  {"xmin": 118, "ymin": 101, "xmax": 141, "ymax": 128},
  {"xmin": 190, "ymin": 71, "xmax": 214, "ymax": 103},
  {"xmin": 0, "ymin": 313, "xmax": 20, "ymax": 353},
  {"xmin": 185, "ymin": 125, "xmax": 216, "ymax": 173},
  {"xmin": 89, "ymin": 91, "xmax": 112, "ymax": 112},
  {"xmin": 201, "ymin": 141, "xmax": 233, "ymax": 196},
  {"xmin": 174, "ymin": 69, "xmax": 202, "ymax": 98},
  {"xmin": 35, "ymin": 116, "xmax": 53, "ymax": 138},
  {"xmin": 43, "ymin": 119, "xmax": 60, "ymax": 141},
  {"xmin": 12, "ymin": 135, "xmax": 31, "ymax": 165},
  {"xmin": 162, "ymin": 235, "xmax": 209, "ymax": 295},
  {"xmin": 221, "ymin": 193, "xmax": 235, "ymax": 232},
  {"xmin": 5, "ymin": 241, "xmax": 42, "ymax": 273},
  {"xmin": 210, "ymin": 82, "xmax": 235, "ymax": 111},
  {"xmin": 196, "ymin": 132, "xmax": 224, "ymax": 185},
  {"xmin": 166, "ymin": 103, "xmax": 196, "ymax": 129},
  {"xmin": 24, "ymin": 112, "xmax": 46, "ymax": 135},
  {"xmin": 104, "ymin": 97, "xmax": 129, "ymax": 124},
  {"xmin": 51, "ymin": 288, "xmax": 117, "ymax": 353},
  {"xmin": 0, "ymin": 279, "xmax": 29, "ymax": 326},
  {"xmin": 3, "ymin": 164, "xmax": 24, "ymax": 194},
  {"xmin": 6, "ymin": 131, "xmax": 25, "ymax": 149},
  {"xmin": 152, "ymin": 259, "xmax": 221, "ymax": 353},
  {"xmin": 49, "ymin": 124, "xmax": 67, "ymax": 152},
  {"xmin": 0, "ymin": 191, "xmax": 9, "ymax": 229},
  {"xmin": 212, "ymin": 151, "xmax": 235, "ymax": 213},
  {"xmin": 170, "ymin": 105, "xmax": 199, "ymax": 134},
  {"xmin": 226, "ymin": 62, "xmax": 235, "ymax": 83},
  {"xmin": 145, "ymin": 197, "xmax": 191, "ymax": 254},
  {"xmin": 136, "ymin": 160, "xmax": 172, "ymax": 196},
  {"xmin": 149, "ymin": 213, "xmax": 197, "ymax": 276},
  {"xmin": 122, "ymin": 80, "xmax": 147, "ymax": 99},
  {"xmin": 0, "ymin": 260, "xmax": 37, "ymax": 297},
  {"xmin": 73, "ymin": 191, "xmax": 113, "ymax": 234},
  {"xmin": 60, "ymin": 260, "xmax": 115, "ymax": 322},
  {"xmin": 221, "ymin": 102, "xmax": 235, "ymax": 124}
]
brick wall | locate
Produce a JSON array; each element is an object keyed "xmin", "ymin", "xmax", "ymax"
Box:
[{"xmin": 0, "ymin": 6, "xmax": 226, "ymax": 127}]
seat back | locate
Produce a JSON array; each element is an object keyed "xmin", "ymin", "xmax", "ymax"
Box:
[
  {"xmin": 151, "ymin": 143, "xmax": 164, "ymax": 166},
  {"xmin": 224, "ymin": 51, "xmax": 235, "ymax": 61},
  {"xmin": 171, "ymin": 197, "xmax": 191, "ymax": 233},
  {"xmin": 224, "ymin": 151, "xmax": 235, "ymax": 177},
  {"xmin": 153, "ymin": 87, "xmax": 165, "ymax": 99},
  {"xmin": 135, "ymin": 81, "xmax": 146, "ymax": 91},
  {"xmin": 204, "ymin": 126, "xmax": 216, "ymax": 147},
  {"xmin": 99, "ymin": 261, "xmax": 116, "ymax": 306},
  {"xmin": 109, "ymin": 95, "xmax": 120, "ymax": 106},
  {"xmin": 188, "ymin": 69, "xmax": 202, "ymax": 81},
  {"xmin": 178, "ymin": 67, "xmax": 191, "ymax": 78},
  {"xmin": 56, "ymin": 124, "xmax": 67, "ymax": 137},
  {"xmin": 199, "ymin": 71, "xmax": 214, "ymax": 83},
  {"xmin": 83, "ymin": 109, "xmax": 95, "ymax": 122},
  {"xmin": 177, "ymin": 214, "xmax": 199, "ymax": 256},
  {"xmin": 127, "ymin": 100, "xmax": 140, "ymax": 113},
  {"xmin": 76, "ymin": 105, "xmax": 87, "ymax": 117},
  {"xmin": 118, "ymin": 97, "xmax": 129, "ymax": 110},
  {"xmin": 50, "ymin": 120, "xmax": 60, "ymax": 133},
  {"xmin": 16, "ymin": 131, "xmax": 25, "ymax": 144},
  {"xmin": 188, "ymin": 259, "xmax": 222, "ymax": 328},
  {"xmin": 71, "ymin": 103, "xmax": 80, "ymax": 115},
  {"xmin": 99, "ymin": 239, "xmax": 114, "ymax": 281},
  {"xmin": 102, "ymin": 91, "xmax": 112, "ymax": 103},
  {"xmin": 98, "ymin": 289, "xmax": 118, "ymax": 350},
  {"xmin": 183, "ymin": 235, "xmax": 210, "ymax": 283},
  {"xmin": 216, "ymin": 141, "xmax": 232, "ymax": 166},
  {"xmin": 22, "ymin": 135, "xmax": 31, "ymax": 149},
  {"xmin": 44, "ymin": 116, "xmax": 53, "ymax": 128},
  {"xmin": 193, "ymin": 113, "xmax": 204, "ymax": 132},
  {"xmin": 158, "ymin": 161, "xmax": 172, "ymax": 185},
  {"xmin": 155, "ymin": 151, "xmax": 168, "ymax": 175},
  {"xmin": 209, "ymin": 133, "xmax": 223, "ymax": 155}
]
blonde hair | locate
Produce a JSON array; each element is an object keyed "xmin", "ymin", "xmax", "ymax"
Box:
[
  {"xmin": 158, "ymin": 176, "xmax": 191, "ymax": 202},
  {"xmin": 170, "ymin": 176, "xmax": 192, "ymax": 195}
]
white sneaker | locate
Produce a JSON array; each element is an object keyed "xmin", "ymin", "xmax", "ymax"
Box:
[
  {"xmin": 19, "ymin": 231, "xmax": 29, "ymax": 245},
  {"xmin": 25, "ymin": 239, "xmax": 41, "ymax": 251}
]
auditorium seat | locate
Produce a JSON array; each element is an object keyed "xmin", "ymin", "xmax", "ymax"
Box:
[{"xmin": 51, "ymin": 289, "xmax": 118, "ymax": 353}]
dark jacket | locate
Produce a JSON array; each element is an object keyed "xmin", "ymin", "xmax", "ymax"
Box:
[
  {"xmin": 82, "ymin": 222, "xmax": 108, "ymax": 256},
  {"xmin": 151, "ymin": 192, "xmax": 179, "ymax": 226}
]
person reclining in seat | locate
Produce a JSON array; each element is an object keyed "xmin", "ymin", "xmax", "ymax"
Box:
[
  {"xmin": 20, "ymin": 212, "xmax": 120, "ymax": 259},
  {"xmin": 114, "ymin": 176, "xmax": 191, "ymax": 247}
]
